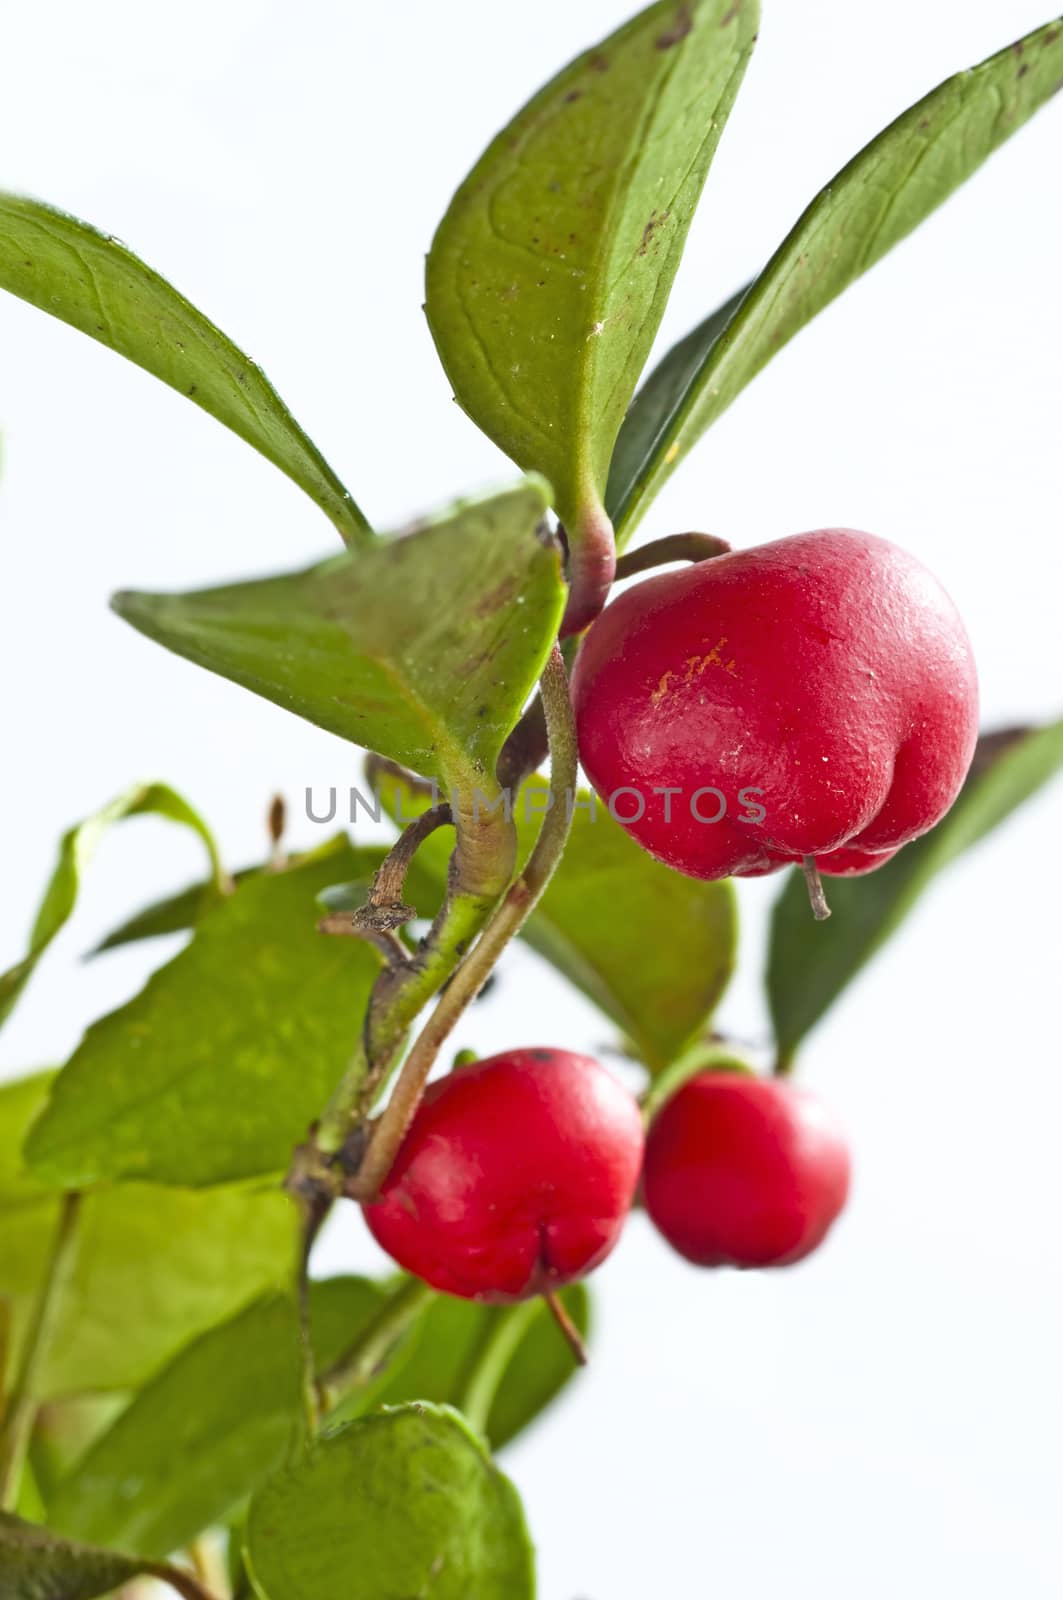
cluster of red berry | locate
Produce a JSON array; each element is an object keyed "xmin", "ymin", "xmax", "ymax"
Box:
[
  {"xmin": 363, "ymin": 1048, "xmax": 850, "ymax": 1300},
  {"xmin": 364, "ymin": 527, "xmax": 978, "ymax": 1302}
]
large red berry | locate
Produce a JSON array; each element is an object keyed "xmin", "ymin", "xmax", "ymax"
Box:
[
  {"xmin": 643, "ymin": 1073, "xmax": 851, "ymax": 1268},
  {"xmin": 362, "ymin": 1048, "xmax": 644, "ymax": 1302},
  {"xmin": 571, "ymin": 529, "xmax": 978, "ymax": 881}
]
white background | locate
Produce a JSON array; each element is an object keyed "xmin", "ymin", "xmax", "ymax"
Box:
[{"xmin": 2, "ymin": 1, "xmax": 1062, "ymax": 1595}]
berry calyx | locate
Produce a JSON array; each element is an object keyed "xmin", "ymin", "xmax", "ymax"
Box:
[
  {"xmin": 361, "ymin": 1048, "xmax": 644, "ymax": 1302},
  {"xmin": 643, "ymin": 1072, "xmax": 851, "ymax": 1269},
  {"xmin": 571, "ymin": 529, "xmax": 978, "ymax": 884}
]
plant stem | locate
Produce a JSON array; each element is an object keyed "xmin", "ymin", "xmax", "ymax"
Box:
[
  {"xmin": 455, "ymin": 1303, "xmax": 539, "ymax": 1437},
  {"xmin": 369, "ymin": 804, "xmax": 452, "ymax": 910},
  {"xmin": 187, "ymin": 1536, "xmax": 230, "ymax": 1599},
  {"xmin": 143, "ymin": 1562, "xmax": 222, "ymax": 1600},
  {"xmin": 318, "ymin": 1277, "xmax": 435, "ymax": 1413},
  {"xmin": 559, "ymin": 501, "xmax": 616, "ymax": 637},
  {"xmin": 496, "ymin": 633, "xmax": 581, "ymax": 793},
  {"xmin": 348, "ymin": 644, "xmax": 578, "ymax": 1202},
  {"xmin": 0, "ymin": 1192, "xmax": 81, "ymax": 1510},
  {"xmin": 801, "ymin": 856, "xmax": 832, "ymax": 921},
  {"xmin": 613, "ymin": 531, "xmax": 731, "ymax": 580},
  {"xmin": 543, "ymin": 1288, "xmax": 588, "ymax": 1367},
  {"xmin": 291, "ymin": 1189, "xmax": 332, "ymax": 1446}
]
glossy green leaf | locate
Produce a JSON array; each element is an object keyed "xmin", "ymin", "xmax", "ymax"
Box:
[
  {"xmin": 371, "ymin": 1284, "xmax": 590, "ymax": 1452},
  {"xmin": 0, "ymin": 193, "xmax": 369, "ymax": 546},
  {"xmin": 425, "ymin": 0, "xmax": 758, "ymax": 542},
  {"xmin": 0, "ymin": 782, "xmax": 223, "ymax": 1036},
  {"xmin": 768, "ymin": 719, "xmax": 1063, "ymax": 1066},
  {"xmin": 246, "ymin": 1404, "xmax": 534, "ymax": 1600},
  {"xmin": 111, "ymin": 481, "xmax": 565, "ymax": 818},
  {"xmin": 378, "ymin": 769, "xmax": 737, "ymax": 1072},
  {"xmin": 24, "ymin": 842, "xmax": 381, "ymax": 1187},
  {"xmin": 47, "ymin": 1294, "xmax": 303, "ymax": 1557},
  {"xmin": 610, "ymin": 15, "xmax": 1063, "ymax": 541},
  {"xmin": 0, "ymin": 1511, "xmax": 202, "ymax": 1600},
  {"xmin": 46, "ymin": 1279, "xmax": 393, "ymax": 1560},
  {"xmin": 1, "ymin": 1070, "xmax": 299, "ymax": 1400}
]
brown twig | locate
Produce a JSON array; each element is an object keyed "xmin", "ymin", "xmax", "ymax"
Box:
[
  {"xmin": 543, "ymin": 1288, "xmax": 588, "ymax": 1367},
  {"xmin": 802, "ymin": 857, "xmax": 832, "ymax": 921},
  {"xmin": 614, "ymin": 530, "xmax": 731, "ymax": 580}
]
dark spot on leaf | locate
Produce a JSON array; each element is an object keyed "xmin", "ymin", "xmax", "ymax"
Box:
[
  {"xmin": 1012, "ymin": 39, "xmax": 1025, "ymax": 57},
  {"xmin": 187, "ymin": 383, "xmax": 198, "ymax": 396},
  {"xmin": 564, "ymin": 89, "xmax": 583, "ymax": 104},
  {"xmin": 1018, "ymin": 63, "xmax": 1030, "ymax": 78},
  {"xmin": 1042, "ymin": 26, "xmax": 1061, "ymax": 45},
  {"xmin": 22, "ymin": 258, "xmax": 32, "ymax": 268},
  {"xmin": 918, "ymin": 116, "xmax": 931, "ymax": 131},
  {"xmin": 656, "ymin": 3, "xmax": 693, "ymax": 48},
  {"xmin": 637, "ymin": 210, "xmax": 670, "ymax": 255},
  {"xmin": 473, "ymin": 577, "xmax": 520, "ymax": 617},
  {"xmin": 477, "ymin": 704, "xmax": 488, "ymax": 718},
  {"xmin": 721, "ymin": 1, "xmax": 741, "ymax": 24},
  {"xmin": 588, "ymin": 52, "xmax": 609, "ymax": 73}
]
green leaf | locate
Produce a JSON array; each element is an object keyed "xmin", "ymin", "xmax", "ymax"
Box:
[
  {"xmin": 0, "ymin": 193, "xmax": 369, "ymax": 547},
  {"xmin": 111, "ymin": 481, "xmax": 565, "ymax": 819},
  {"xmin": 46, "ymin": 1280, "xmax": 393, "ymax": 1560},
  {"xmin": 377, "ymin": 770, "xmax": 737, "ymax": 1072},
  {"xmin": 46, "ymin": 1294, "xmax": 303, "ymax": 1558},
  {"xmin": 0, "ymin": 782, "xmax": 223, "ymax": 1036},
  {"xmin": 768, "ymin": 719, "xmax": 1063, "ymax": 1066},
  {"xmin": 425, "ymin": 0, "xmax": 758, "ymax": 541},
  {"xmin": 371, "ymin": 1285, "xmax": 590, "ymax": 1453},
  {"xmin": 1, "ymin": 1071, "xmax": 299, "ymax": 1400},
  {"xmin": 246, "ymin": 1404, "xmax": 534, "ymax": 1600},
  {"xmin": 0, "ymin": 1511, "xmax": 198, "ymax": 1600},
  {"xmin": 24, "ymin": 843, "xmax": 381, "ymax": 1187},
  {"xmin": 610, "ymin": 15, "xmax": 1063, "ymax": 541}
]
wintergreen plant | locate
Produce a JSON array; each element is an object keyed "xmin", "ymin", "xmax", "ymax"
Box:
[{"xmin": 2, "ymin": 5, "xmax": 1062, "ymax": 1595}]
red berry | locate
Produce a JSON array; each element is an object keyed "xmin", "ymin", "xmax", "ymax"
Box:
[
  {"xmin": 362, "ymin": 1048, "xmax": 644, "ymax": 1302},
  {"xmin": 815, "ymin": 842, "xmax": 901, "ymax": 877},
  {"xmin": 643, "ymin": 1073, "xmax": 851, "ymax": 1268},
  {"xmin": 571, "ymin": 529, "xmax": 978, "ymax": 880}
]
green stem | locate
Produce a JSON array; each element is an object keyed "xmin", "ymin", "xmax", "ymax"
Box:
[
  {"xmin": 291, "ymin": 1190, "xmax": 332, "ymax": 1448},
  {"xmin": 318, "ymin": 1277, "xmax": 435, "ymax": 1413},
  {"xmin": 455, "ymin": 1303, "xmax": 539, "ymax": 1437},
  {"xmin": 314, "ymin": 886, "xmax": 495, "ymax": 1159},
  {"xmin": 349, "ymin": 644, "xmax": 578, "ymax": 1202},
  {"xmin": 0, "ymin": 1192, "xmax": 81, "ymax": 1510},
  {"xmin": 641, "ymin": 1043, "xmax": 758, "ymax": 1124}
]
